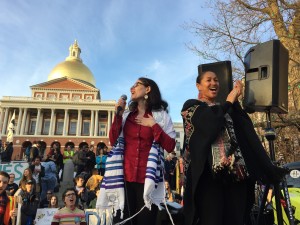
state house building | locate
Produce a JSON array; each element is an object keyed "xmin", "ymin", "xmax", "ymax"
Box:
[
  {"xmin": 0, "ymin": 41, "xmax": 116, "ymax": 159},
  {"xmin": 0, "ymin": 41, "xmax": 184, "ymax": 160}
]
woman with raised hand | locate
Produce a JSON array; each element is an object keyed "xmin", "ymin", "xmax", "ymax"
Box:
[{"xmin": 181, "ymin": 71, "xmax": 287, "ymax": 225}]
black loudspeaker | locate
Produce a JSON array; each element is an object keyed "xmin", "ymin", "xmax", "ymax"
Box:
[
  {"xmin": 198, "ymin": 61, "xmax": 233, "ymax": 104},
  {"xmin": 243, "ymin": 40, "xmax": 289, "ymax": 114}
]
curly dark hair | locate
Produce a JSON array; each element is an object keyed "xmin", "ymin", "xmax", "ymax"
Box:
[{"xmin": 128, "ymin": 77, "xmax": 169, "ymax": 112}]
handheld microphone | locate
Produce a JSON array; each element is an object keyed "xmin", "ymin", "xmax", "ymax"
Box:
[{"xmin": 116, "ymin": 94, "xmax": 127, "ymax": 115}]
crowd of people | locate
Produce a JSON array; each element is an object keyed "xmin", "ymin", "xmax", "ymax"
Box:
[{"xmin": 0, "ymin": 74, "xmax": 287, "ymax": 225}]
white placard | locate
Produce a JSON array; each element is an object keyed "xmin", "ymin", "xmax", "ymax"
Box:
[{"xmin": 35, "ymin": 208, "xmax": 59, "ymax": 225}]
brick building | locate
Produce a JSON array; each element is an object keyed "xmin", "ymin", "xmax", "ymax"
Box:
[{"xmin": 0, "ymin": 40, "xmax": 116, "ymax": 159}]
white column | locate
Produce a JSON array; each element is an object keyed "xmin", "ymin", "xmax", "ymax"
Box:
[
  {"xmin": 25, "ymin": 112, "xmax": 30, "ymax": 135},
  {"xmin": 49, "ymin": 109, "xmax": 55, "ymax": 136},
  {"xmin": 66, "ymin": 110, "xmax": 70, "ymax": 135},
  {"xmin": 90, "ymin": 110, "xmax": 94, "ymax": 136},
  {"xmin": 63, "ymin": 109, "xmax": 68, "ymax": 136},
  {"xmin": 20, "ymin": 108, "xmax": 28, "ymax": 135},
  {"xmin": 107, "ymin": 110, "xmax": 112, "ymax": 137},
  {"xmin": 76, "ymin": 110, "xmax": 81, "ymax": 136},
  {"xmin": 16, "ymin": 108, "xmax": 23, "ymax": 135},
  {"xmin": 34, "ymin": 108, "xmax": 41, "ymax": 135},
  {"xmin": 2, "ymin": 108, "xmax": 9, "ymax": 135},
  {"xmin": 0, "ymin": 108, "xmax": 4, "ymax": 134},
  {"xmin": 94, "ymin": 110, "xmax": 99, "ymax": 136}
]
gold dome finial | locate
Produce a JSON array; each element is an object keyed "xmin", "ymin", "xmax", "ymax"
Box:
[
  {"xmin": 66, "ymin": 40, "xmax": 82, "ymax": 62},
  {"xmin": 47, "ymin": 40, "xmax": 96, "ymax": 86}
]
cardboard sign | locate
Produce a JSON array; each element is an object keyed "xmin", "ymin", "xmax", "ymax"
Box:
[
  {"xmin": 35, "ymin": 208, "xmax": 59, "ymax": 225},
  {"xmin": 0, "ymin": 161, "xmax": 27, "ymax": 183}
]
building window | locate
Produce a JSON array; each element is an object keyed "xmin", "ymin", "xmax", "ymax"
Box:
[
  {"xmin": 73, "ymin": 95, "xmax": 81, "ymax": 101},
  {"xmin": 99, "ymin": 123, "xmax": 107, "ymax": 136},
  {"xmin": 176, "ymin": 132, "xmax": 180, "ymax": 138},
  {"xmin": 48, "ymin": 94, "xmax": 56, "ymax": 100},
  {"xmin": 85, "ymin": 96, "xmax": 92, "ymax": 102},
  {"xmin": 56, "ymin": 120, "xmax": 64, "ymax": 135},
  {"xmin": 61, "ymin": 94, "xmax": 69, "ymax": 100},
  {"xmin": 69, "ymin": 121, "xmax": 77, "ymax": 135},
  {"xmin": 43, "ymin": 120, "xmax": 50, "ymax": 135},
  {"xmin": 29, "ymin": 120, "xmax": 36, "ymax": 134},
  {"xmin": 82, "ymin": 121, "xmax": 90, "ymax": 135},
  {"xmin": 36, "ymin": 94, "xmax": 42, "ymax": 99},
  {"xmin": 100, "ymin": 114, "xmax": 107, "ymax": 119}
]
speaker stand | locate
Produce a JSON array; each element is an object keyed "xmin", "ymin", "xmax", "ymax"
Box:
[{"xmin": 256, "ymin": 110, "xmax": 295, "ymax": 225}]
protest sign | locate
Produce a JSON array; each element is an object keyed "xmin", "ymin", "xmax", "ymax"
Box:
[
  {"xmin": 35, "ymin": 208, "xmax": 58, "ymax": 225},
  {"xmin": 0, "ymin": 161, "xmax": 27, "ymax": 183}
]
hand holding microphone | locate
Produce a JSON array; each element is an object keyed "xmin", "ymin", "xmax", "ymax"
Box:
[{"xmin": 116, "ymin": 94, "xmax": 127, "ymax": 116}]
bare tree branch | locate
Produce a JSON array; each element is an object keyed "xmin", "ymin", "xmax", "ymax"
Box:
[{"xmin": 236, "ymin": 0, "xmax": 269, "ymax": 13}]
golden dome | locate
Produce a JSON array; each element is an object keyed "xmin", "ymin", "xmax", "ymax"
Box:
[{"xmin": 47, "ymin": 40, "xmax": 96, "ymax": 86}]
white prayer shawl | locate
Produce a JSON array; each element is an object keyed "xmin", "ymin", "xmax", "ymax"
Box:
[{"xmin": 96, "ymin": 109, "xmax": 176, "ymax": 224}]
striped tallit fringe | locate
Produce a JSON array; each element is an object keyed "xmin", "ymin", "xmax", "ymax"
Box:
[
  {"xmin": 96, "ymin": 136, "xmax": 125, "ymax": 224},
  {"xmin": 96, "ymin": 138, "xmax": 175, "ymax": 225},
  {"xmin": 143, "ymin": 142, "xmax": 165, "ymax": 209},
  {"xmin": 115, "ymin": 142, "xmax": 175, "ymax": 225}
]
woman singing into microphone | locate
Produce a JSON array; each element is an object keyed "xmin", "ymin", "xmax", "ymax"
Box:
[{"xmin": 109, "ymin": 77, "xmax": 176, "ymax": 225}]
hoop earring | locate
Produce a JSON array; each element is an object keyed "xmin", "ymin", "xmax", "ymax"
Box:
[{"xmin": 144, "ymin": 94, "xmax": 148, "ymax": 100}]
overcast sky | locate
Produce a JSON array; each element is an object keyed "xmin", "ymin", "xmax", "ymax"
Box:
[{"xmin": 0, "ymin": 0, "xmax": 211, "ymax": 122}]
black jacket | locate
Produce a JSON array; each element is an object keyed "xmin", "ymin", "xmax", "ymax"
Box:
[{"xmin": 181, "ymin": 100, "xmax": 286, "ymax": 225}]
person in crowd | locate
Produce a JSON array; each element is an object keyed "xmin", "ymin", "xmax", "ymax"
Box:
[
  {"xmin": 18, "ymin": 168, "xmax": 36, "ymax": 193},
  {"xmin": 181, "ymin": 71, "xmax": 287, "ymax": 225},
  {"xmin": 5, "ymin": 173, "xmax": 19, "ymax": 196},
  {"xmin": 47, "ymin": 143, "xmax": 63, "ymax": 182},
  {"xmin": 29, "ymin": 141, "xmax": 40, "ymax": 163},
  {"xmin": 169, "ymin": 153, "xmax": 177, "ymax": 190},
  {"xmin": 61, "ymin": 145, "xmax": 74, "ymax": 180},
  {"xmin": 17, "ymin": 179, "xmax": 39, "ymax": 225},
  {"xmin": 164, "ymin": 154, "xmax": 175, "ymax": 189},
  {"xmin": 48, "ymin": 194, "xmax": 59, "ymax": 208},
  {"xmin": 73, "ymin": 175, "xmax": 88, "ymax": 209},
  {"xmin": 85, "ymin": 145, "xmax": 96, "ymax": 174},
  {"xmin": 24, "ymin": 144, "xmax": 32, "ymax": 161},
  {"xmin": 107, "ymin": 77, "xmax": 176, "ymax": 225},
  {"xmin": 165, "ymin": 180, "xmax": 175, "ymax": 202},
  {"xmin": 49, "ymin": 148, "xmax": 64, "ymax": 184},
  {"xmin": 51, "ymin": 188, "xmax": 86, "ymax": 225},
  {"xmin": 40, "ymin": 158, "xmax": 57, "ymax": 200},
  {"xmin": 75, "ymin": 145, "xmax": 87, "ymax": 177},
  {"xmin": 39, "ymin": 190, "xmax": 53, "ymax": 208},
  {"xmin": 95, "ymin": 146, "xmax": 107, "ymax": 176},
  {"xmin": 85, "ymin": 169, "xmax": 102, "ymax": 207},
  {"xmin": 29, "ymin": 156, "xmax": 45, "ymax": 197},
  {"xmin": 0, "ymin": 142, "xmax": 13, "ymax": 162},
  {"xmin": 87, "ymin": 188, "xmax": 100, "ymax": 209},
  {"xmin": 0, "ymin": 171, "xmax": 16, "ymax": 225},
  {"xmin": 177, "ymin": 156, "xmax": 185, "ymax": 194}
]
